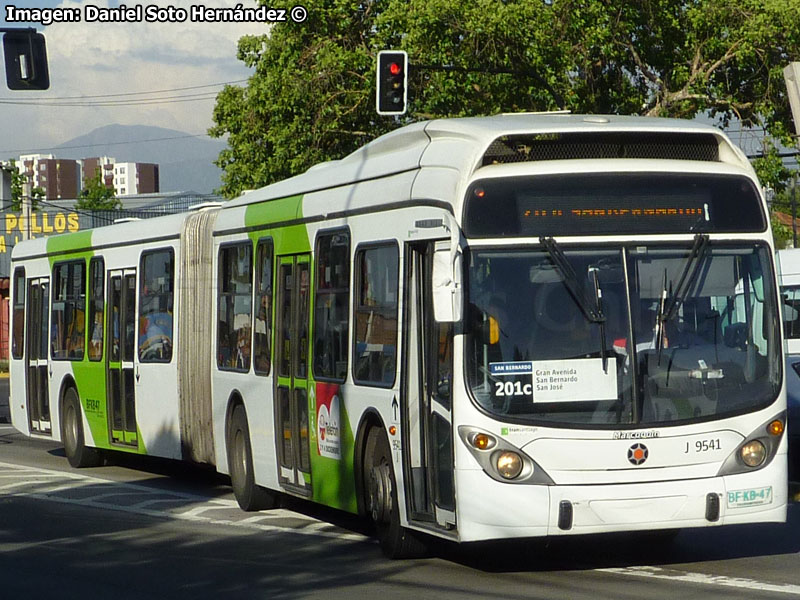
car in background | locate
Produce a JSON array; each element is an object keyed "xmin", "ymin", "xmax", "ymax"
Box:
[{"xmin": 777, "ymin": 249, "xmax": 800, "ymax": 481}]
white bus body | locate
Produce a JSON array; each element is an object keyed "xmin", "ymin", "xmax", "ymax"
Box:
[{"xmin": 10, "ymin": 114, "xmax": 787, "ymax": 557}]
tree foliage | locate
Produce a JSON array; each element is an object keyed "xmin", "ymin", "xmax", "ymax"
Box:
[
  {"xmin": 211, "ymin": 0, "xmax": 800, "ymax": 198},
  {"xmin": 76, "ymin": 170, "xmax": 121, "ymax": 210},
  {"xmin": 6, "ymin": 159, "xmax": 44, "ymax": 211}
]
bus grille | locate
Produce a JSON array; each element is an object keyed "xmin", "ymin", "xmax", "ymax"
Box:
[{"xmin": 482, "ymin": 132, "xmax": 720, "ymax": 166}]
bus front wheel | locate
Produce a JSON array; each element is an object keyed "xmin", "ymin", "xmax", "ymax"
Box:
[
  {"xmin": 228, "ymin": 404, "xmax": 278, "ymax": 511},
  {"xmin": 61, "ymin": 387, "xmax": 102, "ymax": 468},
  {"xmin": 363, "ymin": 426, "xmax": 428, "ymax": 559}
]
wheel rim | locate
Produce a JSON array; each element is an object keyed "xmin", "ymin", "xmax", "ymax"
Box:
[{"xmin": 367, "ymin": 458, "xmax": 392, "ymax": 524}]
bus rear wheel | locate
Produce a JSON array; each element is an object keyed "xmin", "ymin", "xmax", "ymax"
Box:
[
  {"xmin": 228, "ymin": 404, "xmax": 278, "ymax": 511},
  {"xmin": 363, "ymin": 427, "xmax": 428, "ymax": 559},
  {"xmin": 61, "ymin": 387, "xmax": 102, "ymax": 468}
]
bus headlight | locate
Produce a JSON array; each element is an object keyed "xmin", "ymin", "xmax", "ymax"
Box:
[
  {"xmin": 717, "ymin": 412, "xmax": 785, "ymax": 477},
  {"xmin": 740, "ymin": 440, "xmax": 766, "ymax": 467},
  {"xmin": 458, "ymin": 425, "xmax": 554, "ymax": 485},
  {"xmin": 495, "ymin": 451, "xmax": 523, "ymax": 479}
]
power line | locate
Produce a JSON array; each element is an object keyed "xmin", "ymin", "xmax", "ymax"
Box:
[
  {"xmin": 0, "ymin": 132, "xmax": 219, "ymax": 155},
  {"xmin": 0, "ymin": 94, "xmax": 219, "ymax": 107},
  {"xmin": 0, "ymin": 78, "xmax": 248, "ymax": 101}
]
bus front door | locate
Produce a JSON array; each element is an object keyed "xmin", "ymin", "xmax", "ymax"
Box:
[
  {"xmin": 404, "ymin": 242, "xmax": 456, "ymax": 530},
  {"xmin": 274, "ymin": 254, "xmax": 312, "ymax": 495},
  {"xmin": 107, "ymin": 269, "xmax": 138, "ymax": 447},
  {"xmin": 26, "ymin": 277, "xmax": 50, "ymax": 435}
]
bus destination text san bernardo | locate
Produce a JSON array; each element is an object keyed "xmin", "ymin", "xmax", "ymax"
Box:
[{"xmin": 4, "ymin": 4, "xmax": 300, "ymax": 25}]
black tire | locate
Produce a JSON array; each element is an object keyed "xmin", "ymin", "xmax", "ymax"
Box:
[
  {"xmin": 228, "ymin": 404, "xmax": 278, "ymax": 511},
  {"xmin": 61, "ymin": 387, "xmax": 102, "ymax": 468},
  {"xmin": 363, "ymin": 427, "xmax": 428, "ymax": 559}
]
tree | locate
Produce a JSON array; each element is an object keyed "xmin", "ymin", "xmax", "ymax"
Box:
[
  {"xmin": 771, "ymin": 212, "xmax": 794, "ymax": 249},
  {"xmin": 76, "ymin": 170, "xmax": 121, "ymax": 210},
  {"xmin": 6, "ymin": 159, "xmax": 44, "ymax": 211},
  {"xmin": 211, "ymin": 0, "xmax": 800, "ymax": 198}
]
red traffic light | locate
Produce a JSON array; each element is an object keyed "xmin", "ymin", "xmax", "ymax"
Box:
[{"xmin": 376, "ymin": 50, "xmax": 408, "ymax": 115}]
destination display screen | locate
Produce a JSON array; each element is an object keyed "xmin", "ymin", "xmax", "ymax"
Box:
[{"xmin": 464, "ymin": 173, "xmax": 766, "ymax": 237}]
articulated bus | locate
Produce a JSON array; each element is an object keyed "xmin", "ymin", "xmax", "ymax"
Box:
[{"xmin": 9, "ymin": 114, "xmax": 787, "ymax": 557}]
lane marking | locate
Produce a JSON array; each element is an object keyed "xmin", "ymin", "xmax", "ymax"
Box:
[
  {"xmin": 0, "ymin": 472, "xmax": 64, "ymax": 478},
  {"xmin": 597, "ymin": 566, "xmax": 800, "ymax": 596},
  {"xmin": 0, "ymin": 460, "xmax": 368, "ymax": 544}
]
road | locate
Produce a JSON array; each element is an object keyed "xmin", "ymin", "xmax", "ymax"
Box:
[{"xmin": 1, "ymin": 426, "xmax": 799, "ymax": 600}]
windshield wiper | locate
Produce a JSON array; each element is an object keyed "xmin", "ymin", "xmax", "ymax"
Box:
[
  {"xmin": 655, "ymin": 233, "xmax": 710, "ymax": 359},
  {"xmin": 539, "ymin": 237, "xmax": 608, "ymax": 371}
]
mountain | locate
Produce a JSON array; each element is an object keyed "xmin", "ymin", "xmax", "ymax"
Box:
[{"xmin": 54, "ymin": 124, "xmax": 227, "ymax": 194}]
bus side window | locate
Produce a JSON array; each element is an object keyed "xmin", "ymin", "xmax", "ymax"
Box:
[
  {"xmin": 139, "ymin": 249, "xmax": 174, "ymax": 362},
  {"xmin": 253, "ymin": 239, "xmax": 273, "ymax": 375},
  {"xmin": 51, "ymin": 261, "xmax": 85, "ymax": 361},
  {"xmin": 353, "ymin": 243, "xmax": 399, "ymax": 387},
  {"xmin": 313, "ymin": 230, "xmax": 350, "ymax": 381},
  {"xmin": 12, "ymin": 267, "xmax": 25, "ymax": 359},
  {"xmin": 88, "ymin": 257, "xmax": 105, "ymax": 361},
  {"xmin": 217, "ymin": 243, "xmax": 253, "ymax": 372}
]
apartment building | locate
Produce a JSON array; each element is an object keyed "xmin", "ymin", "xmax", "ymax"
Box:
[
  {"xmin": 17, "ymin": 155, "xmax": 160, "ymax": 199},
  {"xmin": 81, "ymin": 156, "xmax": 115, "ymax": 191},
  {"xmin": 112, "ymin": 162, "xmax": 159, "ymax": 196},
  {"xmin": 18, "ymin": 153, "xmax": 81, "ymax": 200}
]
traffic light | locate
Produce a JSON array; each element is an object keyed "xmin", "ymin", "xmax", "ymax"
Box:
[
  {"xmin": 2, "ymin": 29, "xmax": 49, "ymax": 90},
  {"xmin": 376, "ymin": 50, "xmax": 407, "ymax": 115}
]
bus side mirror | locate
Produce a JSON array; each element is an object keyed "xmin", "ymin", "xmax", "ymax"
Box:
[
  {"xmin": 3, "ymin": 30, "xmax": 49, "ymax": 90},
  {"xmin": 432, "ymin": 246, "xmax": 463, "ymax": 323}
]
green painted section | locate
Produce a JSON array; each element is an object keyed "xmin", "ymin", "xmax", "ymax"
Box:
[
  {"xmin": 244, "ymin": 194, "xmax": 310, "ymax": 255},
  {"xmin": 45, "ymin": 232, "xmax": 145, "ymax": 456},
  {"xmin": 245, "ymin": 195, "xmax": 358, "ymax": 514},
  {"xmin": 46, "ymin": 230, "xmax": 93, "ymax": 256}
]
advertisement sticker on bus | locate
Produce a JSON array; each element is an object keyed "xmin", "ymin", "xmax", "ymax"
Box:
[{"xmin": 316, "ymin": 382, "xmax": 341, "ymax": 460}]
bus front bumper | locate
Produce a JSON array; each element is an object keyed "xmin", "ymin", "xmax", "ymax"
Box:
[{"xmin": 454, "ymin": 460, "xmax": 787, "ymax": 543}]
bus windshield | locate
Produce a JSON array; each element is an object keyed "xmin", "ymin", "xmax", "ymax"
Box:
[{"xmin": 465, "ymin": 243, "xmax": 781, "ymax": 426}]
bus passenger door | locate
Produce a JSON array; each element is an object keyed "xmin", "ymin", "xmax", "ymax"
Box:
[
  {"xmin": 26, "ymin": 277, "xmax": 50, "ymax": 435},
  {"xmin": 404, "ymin": 242, "xmax": 456, "ymax": 529},
  {"xmin": 107, "ymin": 269, "xmax": 138, "ymax": 447},
  {"xmin": 274, "ymin": 254, "xmax": 312, "ymax": 495}
]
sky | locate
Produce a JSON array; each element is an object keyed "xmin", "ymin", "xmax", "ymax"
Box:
[{"xmin": 0, "ymin": 0, "xmax": 271, "ymax": 158}]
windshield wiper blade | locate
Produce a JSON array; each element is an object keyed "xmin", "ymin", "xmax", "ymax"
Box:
[
  {"xmin": 539, "ymin": 237, "xmax": 604, "ymax": 323},
  {"xmin": 663, "ymin": 233, "xmax": 710, "ymax": 322},
  {"xmin": 539, "ymin": 237, "xmax": 609, "ymax": 371},
  {"xmin": 588, "ymin": 266, "xmax": 609, "ymax": 372},
  {"xmin": 654, "ymin": 233, "xmax": 709, "ymax": 361}
]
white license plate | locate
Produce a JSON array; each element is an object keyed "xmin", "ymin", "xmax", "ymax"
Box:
[{"xmin": 726, "ymin": 486, "xmax": 773, "ymax": 509}]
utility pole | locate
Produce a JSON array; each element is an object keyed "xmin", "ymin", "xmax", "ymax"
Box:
[{"xmin": 21, "ymin": 177, "xmax": 31, "ymax": 241}]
